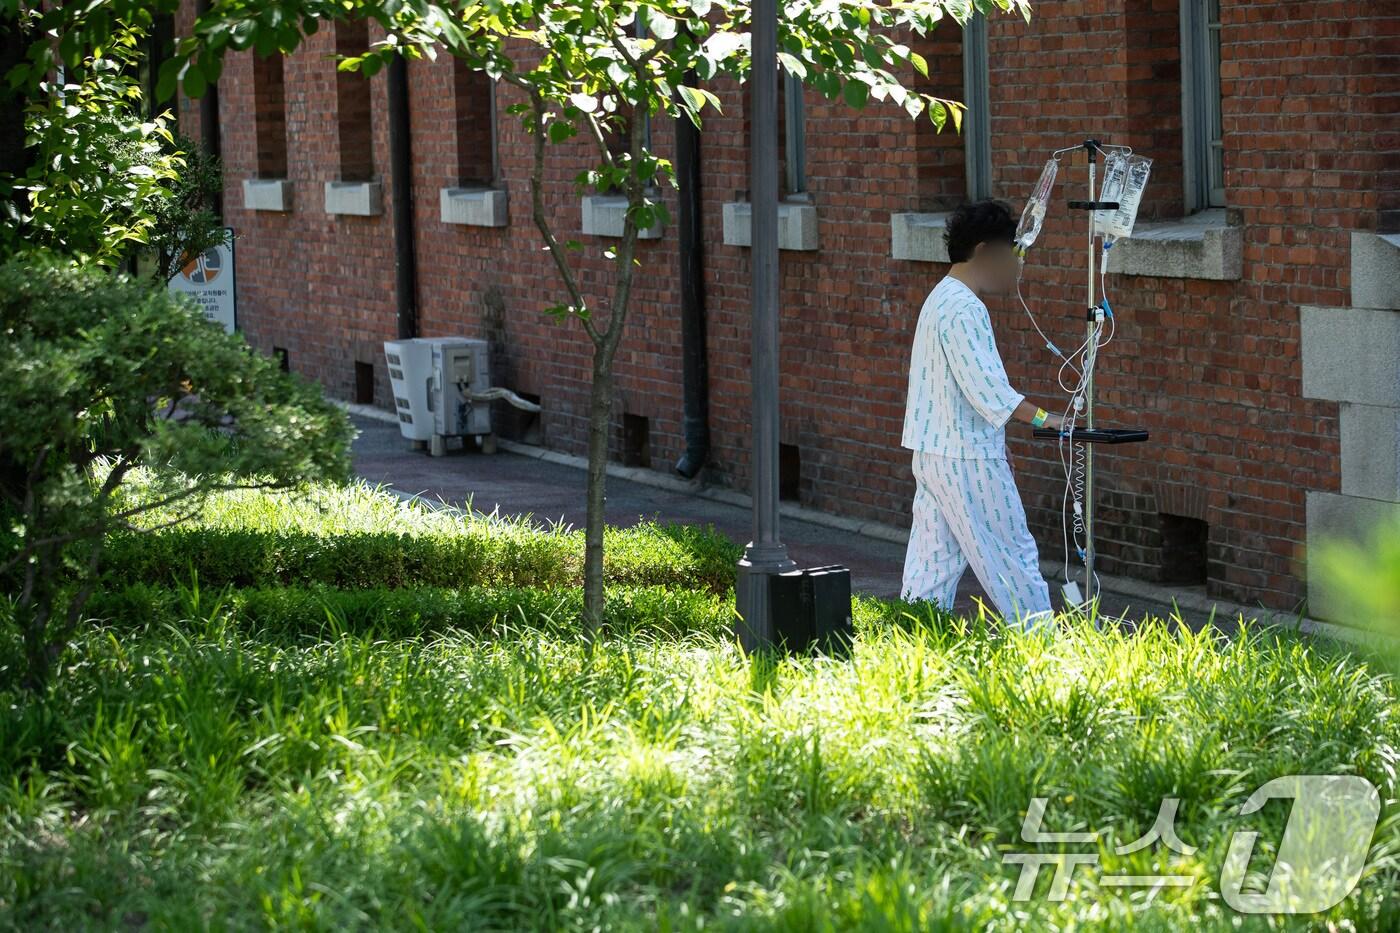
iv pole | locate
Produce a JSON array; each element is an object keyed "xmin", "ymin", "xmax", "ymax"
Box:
[
  {"xmin": 1082, "ymin": 148, "xmax": 1098, "ymax": 599},
  {"xmin": 1039, "ymin": 138, "xmax": 1149, "ymax": 606}
]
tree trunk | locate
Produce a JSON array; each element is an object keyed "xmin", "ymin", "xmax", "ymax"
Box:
[{"xmin": 582, "ymin": 348, "xmax": 614, "ymax": 631}]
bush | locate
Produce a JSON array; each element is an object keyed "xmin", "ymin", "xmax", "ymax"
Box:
[
  {"xmin": 83, "ymin": 582, "xmax": 735, "ymax": 640},
  {"xmin": 100, "ymin": 523, "xmax": 738, "ymax": 593},
  {"xmin": 1313, "ymin": 513, "xmax": 1400, "ymax": 638},
  {"xmin": 104, "ymin": 476, "xmax": 741, "ymax": 593},
  {"xmin": 0, "ymin": 255, "xmax": 353, "ymax": 690}
]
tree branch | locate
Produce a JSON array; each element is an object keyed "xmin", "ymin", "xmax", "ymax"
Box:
[
  {"xmin": 600, "ymin": 99, "xmax": 648, "ymax": 360},
  {"xmin": 521, "ymin": 86, "xmax": 602, "ymax": 346}
]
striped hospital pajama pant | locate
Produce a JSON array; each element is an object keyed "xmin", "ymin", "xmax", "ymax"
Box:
[{"xmin": 901, "ymin": 450, "xmax": 1053, "ymax": 629}]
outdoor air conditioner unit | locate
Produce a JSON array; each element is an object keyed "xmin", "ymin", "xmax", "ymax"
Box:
[
  {"xmin": 429, "ymin": 338, "xmax": 494, "ymax": 454},
  {"xmin": 383, "ymin": 337, "xmax": 496, "ymax": 456}
]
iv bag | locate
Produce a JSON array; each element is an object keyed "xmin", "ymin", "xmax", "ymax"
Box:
[
  {"xmin": 1015, "ymin": 159, "xmax": 1058, "ymax": 254},
  {"xmin": 1098, "ymin": 154, "xmax": 1152, "ymax": 241}
]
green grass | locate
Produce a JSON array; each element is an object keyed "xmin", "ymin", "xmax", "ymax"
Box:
[{"xmin": 2, "ymin": 478, "xmax": 1399, "ymax": 929}]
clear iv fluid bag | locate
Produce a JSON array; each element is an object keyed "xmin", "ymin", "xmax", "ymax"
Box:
[
  {"xmin": 1096, "ymin": 153, "xmax": 1152, "ymax": 241},
  {"xmin": 1015, "ymin": 159, "xmax": 1058, "ymax": 253}
]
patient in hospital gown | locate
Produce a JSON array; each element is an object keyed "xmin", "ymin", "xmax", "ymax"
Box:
[{"xmin": 900, "ymin": 200, "xmax": 1064, "ymax": 629}]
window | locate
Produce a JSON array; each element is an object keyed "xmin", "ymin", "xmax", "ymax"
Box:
[
  {"xmin": 633, "ymin": 16, "xmax": 654, "ymax": 157},
  {"xmin": 453, "ymin": 60, "xmax": 497, "ymax": 185},
  {"xmin": 961, "ymin": 14, "xmax": 992, "ymax": 201},
  {"xmin": 335, "ymin": 20, "xmax": 374, "ymax": 181},
  {"xmin": 910, "ymin": 16, "xmax": 990, "ymax": 210},
  {"xmin": 1182, "ymin": 0, "xmax": 1225, "ymax": 210},
  {"xmin": 782, "ymin": 70, "xmax": 806, "ymax": 196},
  {"xmin": 252, "ymin": 53, "xmax": 288, "ymax": 178}
]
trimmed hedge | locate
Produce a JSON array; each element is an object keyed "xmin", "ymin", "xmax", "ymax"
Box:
[
  {"xmin": 100, "ymin": 521, "xmax": 740, "ymax": 593},
  {"xmin": 83, "ymin": 582, "xmax": 736, "ymax": 640}
]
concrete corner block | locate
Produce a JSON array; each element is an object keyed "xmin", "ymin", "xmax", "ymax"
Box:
[
  {"xmin": 1306, "ymin": 491, "xmax": 1400, "ymax": 622},
  {"xmin": 1350, "ymin": 231, "xmax": 1400, "ymax": 310},
  {"xmin": 242, "ymin": 178, "xmax": 294, "ymax": 212},
  {"xmin": 1300, "ymin": 305, "xmax": 1400, "ymax": 405},
  {"xmin": 1340, "ymin": 402, "xmax": 1400, "ymax": 502},
  {"xmin": 1109, "ymin": 214, "xmax": 1242, "ymax": 280},
  {"xmin": 440, "ymin": 186, "xmax": 508, "ymax": 227},
  {"xmin": 581, "ymin": 194, "xmax": 663, "ymax": 239},
  {"xmin": 324, "ymin": 180, "xmax": 383, "ymax": 217},
  {"xmin": 721, "ymin": 201, "xmax": 820, "ymax": 251},
  {"xmin": 890, "ymin": 212, "xmax": 951, "ymax": 263}
]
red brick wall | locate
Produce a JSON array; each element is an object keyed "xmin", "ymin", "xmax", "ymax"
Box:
[{"xmin": 182, "ymin": 1, "xmax": 1396, "ymax": 612}]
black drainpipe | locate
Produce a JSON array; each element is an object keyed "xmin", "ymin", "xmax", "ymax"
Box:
[
  {"xmin": 387, "ymin": 53, "xmax": 419, "ymax": 339},
  {"xmin": 673, "ymin": 72, "xmax": 709, "ymax": 478},
  {"xmin": 194, "ymin": 0, "xmax": 222, "ymax": 219}
]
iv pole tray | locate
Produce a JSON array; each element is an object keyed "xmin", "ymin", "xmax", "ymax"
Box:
[{"xmin": 1033, "ymin": 427, "xmax": 1149, "ymax": 444}]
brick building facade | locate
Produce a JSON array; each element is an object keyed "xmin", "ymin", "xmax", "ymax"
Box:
[{"xmin": 175, "ymin": 1, "xmax": 1399, "ymax": 618}]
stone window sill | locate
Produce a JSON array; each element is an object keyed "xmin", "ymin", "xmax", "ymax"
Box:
[
  {"xmin": 721, "ymin": 200, "xmax": 819, "ymax": 251},
  {"xmin": 440, "ymin": 186, "xmax": 508, "ymax": 227},
  {"xmin": 243, "ymin": 178, "xmax": 293, "ymax": 213},
  {"xmin": 580, "ymin": 193, "xmax": 664, "ymax": 239},
  {"xmin": 324, "ymin": 180, "xmax": 383, "ymax": 217},
  {"xmin": 1106, "ymin": 209, "xmax": 1241, "ymax": 280},
  {"xmin": 890, "ymin": 211, "xmax": 950, "ymax": 263}
]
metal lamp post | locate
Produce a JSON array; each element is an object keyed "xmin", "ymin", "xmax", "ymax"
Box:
[{"xmin": 734, "ymin": 0, "xmax": 796, "ymax": 649}]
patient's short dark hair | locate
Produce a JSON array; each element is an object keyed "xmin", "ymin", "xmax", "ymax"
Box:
[{"xmin": 943, "ymin": 199, "xmax": 1017, "ymax": 264}]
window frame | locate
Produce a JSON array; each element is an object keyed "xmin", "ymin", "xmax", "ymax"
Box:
[
  {"xmin": 961, "ymin": 13, "xmax": 992, "ymax": 201},
  {"xmin": 1181, "ymin": 0, "xmax": 1226, "ymax": 212},
  {"xmin": 783, "ymin": 69, "xmax": 807, "ymax": 196}
]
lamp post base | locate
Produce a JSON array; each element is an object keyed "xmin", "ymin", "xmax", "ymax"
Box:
[
  {"xmin": 737, "ymin": 557, "xmax": 855, "ymax": 655},
  {"xmin": 735, "ymin": 544, "xmax": 795, "ymax": 652}
]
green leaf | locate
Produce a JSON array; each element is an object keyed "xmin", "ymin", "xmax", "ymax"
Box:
[
  {"xmin": 203, "ymin": 53, "xmax": 224, "ymax": 87},
  {"xmin": 184, "ymin": 66, "xmax": 207, "ymax": 100},
  {"xmin": 155, "ymin": 58, "xmax": 182, "ymax": 102},
  {"xmin": 930, "ymin": 100, "xmax": 946, "ymax": 131},
  {"xmin": 842, "ymin": 78, "xmax": 868, "ymax": 110},
  {"xmin": 647, "ymin": 11, "xmax": 677, "ymax": 42},
  {"xmin": 777, "ymin": 52, "xmax": 807, "ymax": 80},
  {"xmin": 909, "ymin": 51, "xmax": 929, "ymax": 79},
  {"xmin": 677, "ymin": 85, "xmax": 707, "ymax": 116}
]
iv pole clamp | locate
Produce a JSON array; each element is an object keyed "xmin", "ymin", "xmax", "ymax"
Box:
[{"xmin": 1030, "ymin": 138, "xmax": 1150, "ymax": 600}]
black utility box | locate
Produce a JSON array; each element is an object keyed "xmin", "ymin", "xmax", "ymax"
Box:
[{"xmin": 767, "ymin": 564, "xmax": 854, "ymax": 655}]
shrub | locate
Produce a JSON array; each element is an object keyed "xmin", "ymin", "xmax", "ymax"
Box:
[
  {"xmin": 0, "ymin": 255, "xmax": 353, "ymax": 690},
  {"xmin": 83, "ymin": 582, "xmax": 735, "ymax": 641},
  {"xmin": 99, "ymin": 523, "xmax": 739, "ymax": 593},
  {"xmin": 103, "ymin": 476, "xmax": 741, "ymax": 593}
]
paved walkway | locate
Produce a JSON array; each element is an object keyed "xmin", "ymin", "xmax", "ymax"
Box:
[{"xmin": 350, "ymin": 412, "xmax": 1305, "ymax": 633}]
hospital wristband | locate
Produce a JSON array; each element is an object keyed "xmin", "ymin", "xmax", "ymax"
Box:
[{"xmin": 1031, "ymin": 408, "xmax": 1049, "ymax": 427}]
